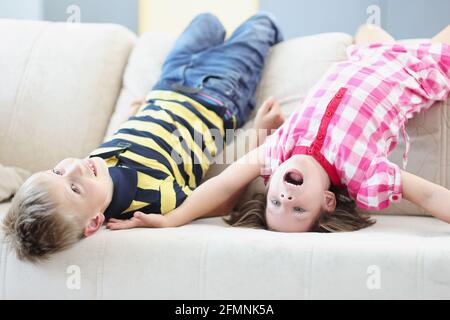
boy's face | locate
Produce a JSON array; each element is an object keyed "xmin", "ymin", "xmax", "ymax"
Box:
[{"xmin": 36, "ymin": 157, "xmax": 113, "ymax": 225}]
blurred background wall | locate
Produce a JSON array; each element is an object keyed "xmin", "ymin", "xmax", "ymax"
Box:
[
  {"xmin": 261, "ymin": 0, "xmax": 450, "ymax": 39},
  {"xmin": 1, "ymin": 0, "xmax": 449, "ymax": 39}
]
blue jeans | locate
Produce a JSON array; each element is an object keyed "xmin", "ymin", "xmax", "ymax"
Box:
[{"xmin": 152, "ymin": 12, "xmax": 283, "ymax": 128}]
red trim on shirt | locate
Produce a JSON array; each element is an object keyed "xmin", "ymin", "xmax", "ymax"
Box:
[{"xmin": 291, "ymin": 87, "xmax": 347, "ymax": 188}]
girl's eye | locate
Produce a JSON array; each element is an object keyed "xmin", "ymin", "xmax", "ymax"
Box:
[
  {"xmin": 53, "ymin": 168, "xmax": 63, "ymax": 175},
  {"xmin": 71, "ymin": 184, "xmax": 80, "ymax": 194},
  {"xmin": 271, "ymin": 199, "xmax": 280, "ymax": 207},
  {"xmin": 293, "ymin": 207, "xmax": 305, "ymax": 214}
]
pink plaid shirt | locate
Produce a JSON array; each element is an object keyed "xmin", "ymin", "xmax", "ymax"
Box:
[{"xmin": 264, "ymin": 42, "xmax": 450, "ymax": 210}]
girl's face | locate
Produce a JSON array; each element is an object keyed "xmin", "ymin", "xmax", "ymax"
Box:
[{"xmin": 265, "ymin": 154, "xmax": 336, "ymax": 232}]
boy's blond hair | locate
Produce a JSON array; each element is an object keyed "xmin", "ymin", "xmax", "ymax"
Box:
[{"xmin": 2, "ymin": 175, "xmax": 85, "ymax": 263}]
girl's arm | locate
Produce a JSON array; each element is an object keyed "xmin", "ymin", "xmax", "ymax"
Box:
[
  {"xmin": 166, "ymin": 145, "xmax": 265, "ymax": 227},
  {"xmin": 107, "ymin": 144, "xmax": 267, "ymax": 229},
  {"xmin": 401, "ymin": 170, "xmax": 450, "ymax": 223}
]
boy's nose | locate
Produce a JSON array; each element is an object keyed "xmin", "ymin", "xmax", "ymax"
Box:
[
  {"xmin": 280, "ymin": 193, "xmax": 293, "ymax": 201},
  {"xmin": 67, "ymin": 161, "xmax": 84, "ymax": 176}
]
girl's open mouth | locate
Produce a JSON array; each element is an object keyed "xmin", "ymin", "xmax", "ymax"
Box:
[{"xmin": 283, "ymin": 169, "xmax": 303, "ymax": 186}]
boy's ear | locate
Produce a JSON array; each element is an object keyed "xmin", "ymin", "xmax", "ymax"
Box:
[
  {"xmin": 323, "ymin": 191, "xmax": 337, "ymax": 213},
  {"xmin": 84, "ymin": 213, "xmax": 105, "ymax": 237}
]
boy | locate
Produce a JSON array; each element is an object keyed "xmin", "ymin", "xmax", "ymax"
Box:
[{"xmin": 2, "ymin": 13, "xmax": 283, "ymax": 262}]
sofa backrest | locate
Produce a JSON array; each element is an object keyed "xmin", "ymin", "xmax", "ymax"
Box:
[
  {"xmin": 104, "ymin": 32, "xmax": 176, "ymax": 140},
  {"xmin": 0, "ymin": 19, "xmax": 136, "ymax": 173}
]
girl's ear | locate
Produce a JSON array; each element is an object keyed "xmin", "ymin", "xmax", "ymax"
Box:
[{"xmin": 323, "ymin": 191, "xmax": 337, "ymax": 213}]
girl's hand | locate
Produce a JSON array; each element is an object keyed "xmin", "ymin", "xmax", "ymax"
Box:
[
  {"xmin": 106, "ymin": 212, "xmax": 172, "ymax": 230},
  {"xmin": 253, "ymin": 97, "xmax": 285, "ymax": 132}
]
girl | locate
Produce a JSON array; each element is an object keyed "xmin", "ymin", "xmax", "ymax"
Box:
[{"xmin": 107, "ymin": 24, "xmax": 450, "ymax": 233}]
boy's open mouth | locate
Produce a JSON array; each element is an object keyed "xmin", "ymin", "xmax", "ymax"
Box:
[
  {"xmin": 85, "ymin": 159, "xmax": 97, "ymax": 177},
  {"xmin": 283, "ymin": 169, "xmax": 303, "ymax": 186}
]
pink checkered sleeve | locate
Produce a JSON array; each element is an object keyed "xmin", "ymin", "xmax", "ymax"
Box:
[
  {"xmin": 415, "ymin": 43, "xmax": 450, "ymax": 75},
  {"xmin": 410, "ymin": 43, "xmax": 450, "ymax": 101},
  {"xmin": 354, "ymin": 157, "xmax": 403, "ymax": 211}
]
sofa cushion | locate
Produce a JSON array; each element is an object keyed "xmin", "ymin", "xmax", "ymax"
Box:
[
  {"xmin": 1, "ymin": 200, "xmax": 449, "ymax": 299},
  {"xmin": 0, "ymin": 164, "xmax": 30, "ymax": 203},
  {"xmin": 104, "ymin": 32, "xmax": 176, "ymax": 139},
  {"xmin": 254, "ymin": 32, "xmax": 353, "ymax": 115},
  {"xmin": 0, "ymin": 19, "xmax": 136, "ymax": 173}
]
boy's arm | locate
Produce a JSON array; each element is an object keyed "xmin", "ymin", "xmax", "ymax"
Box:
[
  {"xmin": 107, "ymin": 144, "xmax": 267, "ymax": 230},
  {"xmin": 401, "ymin": 170, "xmax": 450, "ymax": 223}
]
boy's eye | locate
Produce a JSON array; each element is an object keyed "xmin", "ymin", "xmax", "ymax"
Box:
[
  {"xmin": 52, "ymin": 168, "xmax": 63, "ymax": 175},
  {"xmin": 293, "ymin": 207, "xmax": 305, "ymax": 214},
  {"xmin": 71, "ymin": 184, "xmax": 80, "ymax": 194},
  {"xmin": 271, "ymin": 199, "xmax": 280, "ymax": 206}
]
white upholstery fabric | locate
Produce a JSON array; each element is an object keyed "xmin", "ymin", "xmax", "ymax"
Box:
[
  {"xmin": 1, "ymin": 21, "xmax": 450, "ymax": 299},
  {"xmin": 254, "ymin": 33, "xmax": 353, "ymax": 114},
  {"xmin": 104, "ymin": 32, "xmax": 176, "ymax": 139},
  {"xmin": 0, "ymin": 19, "xmax": 136, "ymax": 173},
  {"xmin": 0, "ymin": 164, "xmax": 30, "ymax": 203},
  {"xmin": 1, "ymin": 200, "xmax": 450, "ymax": 299}
]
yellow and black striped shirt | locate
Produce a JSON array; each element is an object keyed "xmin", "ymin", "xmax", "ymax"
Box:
[{"xmin": 89, "ymin": 90, "xmax": 227, "ymax": 219}]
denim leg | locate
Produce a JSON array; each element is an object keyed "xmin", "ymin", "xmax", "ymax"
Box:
[
  {"xmin": 152, "ymin": 13, "xmax": 226, "ymax": 90},
  {"xmin": 189, "ymin": 12, "xmax": 284, "ymax": 127},
  {"xmin": 167, "ymin": 13, "xmax": 226, "ymax": 56}
]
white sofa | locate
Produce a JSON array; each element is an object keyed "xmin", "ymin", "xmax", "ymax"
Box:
[{"xmin": 1, "ymin": 19, "xmax": 450, "ymax": 300}]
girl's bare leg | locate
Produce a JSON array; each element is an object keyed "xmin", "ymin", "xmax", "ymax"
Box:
[
  {"xmin": 355, "ymin": 24, "xmax": 395, "ymax": 44},
  {"xmin": 431, "ymin": 25, "xmax": 450, "ymax": 44}
]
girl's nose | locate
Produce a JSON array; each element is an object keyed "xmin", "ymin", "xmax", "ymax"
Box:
[{"xmin": 280, "ymin": 193, "xmax": 293, "ymax": 201}]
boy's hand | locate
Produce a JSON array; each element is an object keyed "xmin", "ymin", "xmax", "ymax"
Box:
[
  {"xmin": 253, "ymin": 97, "xmax": 285, "ymax": 132},
  {"xmin": 106, "ymin": 212, "xmax": 172, "ymax": 230}
]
